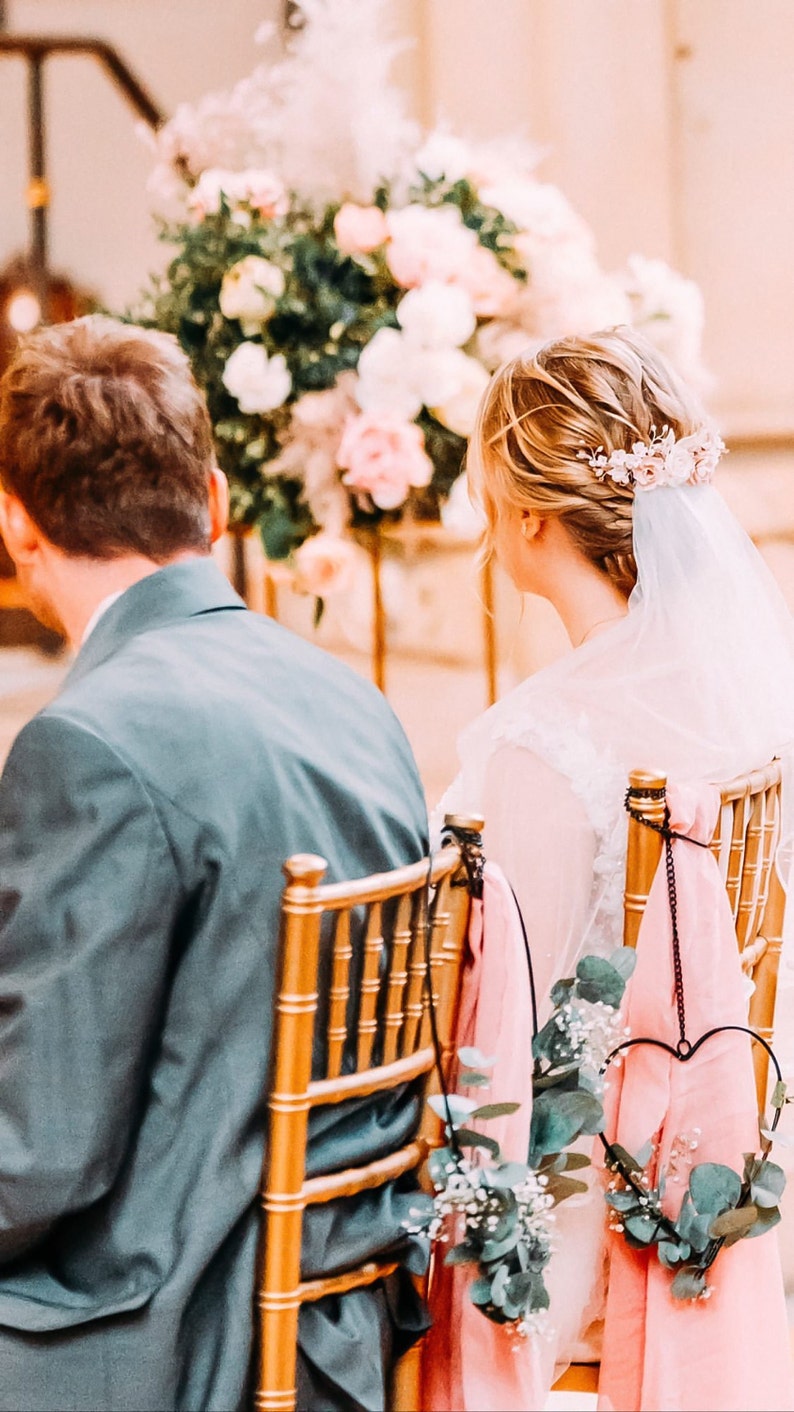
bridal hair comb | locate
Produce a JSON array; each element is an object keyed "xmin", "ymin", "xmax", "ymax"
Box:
[{"xmin": 578, "ymin": 423, "xmax": 726, "ymax": 491}]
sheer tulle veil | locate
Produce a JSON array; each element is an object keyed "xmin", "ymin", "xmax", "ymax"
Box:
[{"xmin": 444, "ymin": 476, "xmax": 794, "ymax": 990}]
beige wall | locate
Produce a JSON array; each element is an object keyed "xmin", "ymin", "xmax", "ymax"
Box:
[{"xmin": 1, "ymin": 0, "xmax": 792, "ymax": 434}]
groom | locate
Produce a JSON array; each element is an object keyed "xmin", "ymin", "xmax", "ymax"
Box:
[{"xmin": 0, "ymin": 316, "xmax": 428, "ymax": 1412}]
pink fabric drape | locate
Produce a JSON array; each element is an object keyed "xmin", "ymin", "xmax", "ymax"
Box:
[
  {"xmin": 598, "ymin": 783, "xmax": 794, "ymax": 1412},
  {"xmin": 421, "ymin": 861, "xmax": 547, "ymax": 1411}
]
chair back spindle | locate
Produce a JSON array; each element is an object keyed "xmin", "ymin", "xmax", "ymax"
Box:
[{"xmin": 255, "ymin": 819, "xmax": 483, "ymax": 1412}]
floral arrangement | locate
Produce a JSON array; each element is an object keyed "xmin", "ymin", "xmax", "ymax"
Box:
[
  {"xmin": 411, "ymin": 946, "xmax": 635, "ymax": 1333},
  {"xmin": 602, "ymin": 1081, "xmax": 787, "ymax": 1302},
  {"xmin": 141, "ymin": 0, "xmax": 710, "ymax": 598},
  {"xmin": 579, "ymin": 423, "xmax": 726, "ymax": 491}
]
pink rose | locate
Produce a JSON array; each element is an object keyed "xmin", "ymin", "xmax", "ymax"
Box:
[
  {"xmin": 293, "ymin": 533, "xmax": 358, "ymax": 598},
  {"xmin": 453, "ymin": 244, "xmax": 518, "ymax": 318},
  {"xmin": 245, "ymin": 170, "xmax": 289, "ymax": 219},
  {"xmin": 334, "ymin": 203, "xmax": 389, "ymax": 256},
  {"xmin": 385, "ymin": 204, "xmax": 476, "ymax": 289},
  {"xmin": 336, "ymin": 412, "xmax": 433, "ymax": 511}
]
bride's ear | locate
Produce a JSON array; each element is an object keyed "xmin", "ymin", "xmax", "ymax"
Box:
[{"xmin": 520, "ymin": 510, "xmax": 543, "ymax": 543}]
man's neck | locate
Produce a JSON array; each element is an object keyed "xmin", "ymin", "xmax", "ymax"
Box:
[{"xmin": 52, "ymin": 551, "xmax": 202, "ymax": 651}]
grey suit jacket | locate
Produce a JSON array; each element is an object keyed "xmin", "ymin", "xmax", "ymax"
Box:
[{"xmin": 0, "ymin": 559, "xmax": 429, "ymax": 1412}]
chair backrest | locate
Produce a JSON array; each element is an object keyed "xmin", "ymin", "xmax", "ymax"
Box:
[
  {"xmin": 624, "ymin": 763, "xmax": 786, "ymax": 1107},
  {"xmin": 254, "ymin": 815, "xmax": 483, "ymax": 1412}
]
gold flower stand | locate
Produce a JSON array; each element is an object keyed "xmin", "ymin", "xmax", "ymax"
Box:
[{"xmin": 242, "ymin": 523, "xmax": 499, "ymax": 706}]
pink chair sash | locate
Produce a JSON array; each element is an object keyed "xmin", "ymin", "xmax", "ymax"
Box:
[
  {"xmin": 421, "ymin": 861, "xmax": 547, "ymax": 1410},
  {"xmin": 598, "ymin": 783, "xmax": 794, "ymax": 1412}
]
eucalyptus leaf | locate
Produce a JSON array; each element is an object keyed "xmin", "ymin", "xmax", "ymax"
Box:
[
  {"xmin": 746, "ymin": 1204, "xmax": 782, "ymax": 1238},
  {"xmin": 490, "ymin": 1264, "xmax": 510, "ymax": 1307},
  {"xmin": 427, "ymin": 1094, "xmax": 477, "ymax": 1124},
  {"xmin": 606, "ymin": 1189, "xmax": 642, "ymax": 1213},
  {"xmin": 529, "ymin": 1090, "xmax": 604, "ymax": 1165},
  {"xmin": 469, "ymin": 1276, "xmax": 494, "ymax": 1307},
  {"xmin": 459, "ymin": 1071, "xmax": 491, "ymax": 1088},
  {"xmin": 506, "ymin": 1271, "xmax": 535, "ymax": 1306},
  {"xmin": 458, "ymin": 1047, "xmax": 497, "ymax": 1069},
  {"xmin": 484, "ymin": 1162, "xmax": 531, "ymax": 1189},
  {"xmin": 676, "ymin": 1197, "xmax": 714, "ymax": 1253},
  {"xmin": 575, "ymin": 955, "xmax": 627, "ymax": 1008},
  {"xmin": 709, "ymin": 1205, "xmax": 758, "ymax": 1240},
  {"xmin": 557, "ymin": 1151, "xmax": 592, "ymax": 1172},
  {"xmin": 623, "ymin": 1212, "xmax": 663, "ymax": 1247},
  {"xmin": 658, "ymin": 1239, "xmax": 688, "ymax": 1269},
  {"xmin": 444, "ymin": 1242, "xmax": 479, "ymax": 1266},
  {"xmin": 470, "ymin": 1102, "xmax": 521, "ymax": 1121},
  {"xmin": 481, "ymin": 1230, "xmax": 519, "ymax": 1262},
  {"xmin": 549, "ymin": 978, "xmax": 576, "ymax": 1007},
  {"xmin": 543, "ymin": 1174, "xmax": 589, "ymax": 1206},
  {"xmin": 456, "ymin": 1127, "xmax": 501, "ymax": 1158},
  {"xmin": 750, "ymin": 1160, "xmax": 786, "ymax": 1208},
  {"xmin": 670, "ymin": 1266, "xmax": 707, "ymax": 1301},
  {"xmin": 428, "ymin": 1146, "xmax": 456, "ymax": 1185},
  {"xmin": 689, "ymin": 1162, "xmax": 742, "ymax": 1215}
]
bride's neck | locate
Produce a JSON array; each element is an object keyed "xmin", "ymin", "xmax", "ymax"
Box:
[{"xmin": 545, "ymin": 559, "xmax": 629, "ymax": 649}]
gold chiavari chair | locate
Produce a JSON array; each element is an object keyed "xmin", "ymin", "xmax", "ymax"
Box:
[
  {"xmin": 553, "ymin": 760, "xmax": 787, "ymax": 1397},
  {"xmin": 255, "ymin": 814, "xmax": 483, "ymax": 1412}
]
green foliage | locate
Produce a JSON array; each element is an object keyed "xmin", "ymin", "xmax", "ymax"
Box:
[
  {"xmin": 604, "ymin": 1141, "xmax": 786, "ymax": 1300},
  {"xmin": 136, "ymin": 170, "xmax": 526, "ymax": 549}
]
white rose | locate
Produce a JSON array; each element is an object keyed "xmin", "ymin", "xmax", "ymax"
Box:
[
  {"xmin": 219, "ymin": 256, "xmax": 285, "ymax": 334},
  {"xmin": 396, "ymin": 280, "xmax": 476, "ymax": 350},
  {"xmin": 430, "ymin": 352, "xmax": 490, "ymax": 438},
  {"xmin": 222, "ymin": 343, "xmax": 292, "ymax": 414},
  {"xmin": 355, "ymin": 327, "xmax": 424, "ymax": 420}
]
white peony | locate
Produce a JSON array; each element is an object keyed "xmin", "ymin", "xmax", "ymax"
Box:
[
  {"xmin": 412, "ymin": 129, "xmax": 472, "ymax": 184},
  {"xmin": 219, "ymin": 256, "xmax": 285, "ymax": 334},
  {"xmin": 440, "ymin": 472, "xmax": 487, "ymax": 541},
  {"xmin": 385, "ymin": 203, "xmax": 477, "ymax": 288},
  {"xmin": 188, "ymin": 167, "xmax": 288, "ymax": 221},
  {"xmin": 355, "ymin": 327, "xmax": 424, "ymax": 420},
  {"xmin": 222, "ymin": 343, "xmax": 292, "ymax": 414},
  {"xmin": 473, "ymin": 319, "xmax": 535, "ymax": 371},
  {"xmin": 481, "ymin": 178, "xmax": 592, "ymax": 246},
  {"xmin": 620, "ymin": 253, "xmax": 708, "ymax": 389},
  {"xmin": 396, "ymin": 280, "xmax": 476, "ymax": 350},
  {"xmin": 429, "ymin": 351, "xmax": 490, "ymax": 437}
]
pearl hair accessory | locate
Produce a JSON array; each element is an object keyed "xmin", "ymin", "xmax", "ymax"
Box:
[{"xmin": 578, "ymin": 423, "xmax": 726, "ymax": 491}]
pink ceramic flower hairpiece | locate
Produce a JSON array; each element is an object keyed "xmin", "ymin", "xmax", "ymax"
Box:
[{"xmin": 577, "ymin": 423, "xmax": 726, "ymax": 491}]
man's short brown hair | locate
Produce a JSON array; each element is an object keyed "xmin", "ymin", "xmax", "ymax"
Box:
[{"xmin": 0, "ymin": 316, "xmax": 216, "ymax": 560}]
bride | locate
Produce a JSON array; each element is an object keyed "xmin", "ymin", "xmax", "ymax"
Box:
[{"xmin": 431, "ymin": 327, "xmax": 794, "ymax": 1409}]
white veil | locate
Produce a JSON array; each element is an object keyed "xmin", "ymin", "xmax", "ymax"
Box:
[{"xmin": 441, "ymin": 478, "xmax": 794, "ymax": 1001}]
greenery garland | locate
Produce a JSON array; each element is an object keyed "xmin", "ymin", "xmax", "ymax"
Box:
[
  {"xmin": 413, "ymin": 942, "xmax": 788, "ymax": 1330},
  {"xmin": 601, "ymin": 1079, "xmax": 787, "ymax": 1302},
  {"xmin": 410, "ymin": 946, "xmax": 636, "ymax": 1334}
]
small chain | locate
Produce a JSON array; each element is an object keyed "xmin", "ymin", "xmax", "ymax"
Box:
[
  {"xmin": 664, "ymin": 832, "xmax": 688, "ymax": 1050},
  {"xmin": 624, "ymin": 792, "xmax": 709, "ymax": 1054}
]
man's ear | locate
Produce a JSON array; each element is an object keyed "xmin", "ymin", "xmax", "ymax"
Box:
[
  {"xmin": 208, "ymin": 467, "xmax": 230, "ymax": 545},
  {"xmin": 0, "ymin": 491, "xmax": 43, "ymax": 567}
]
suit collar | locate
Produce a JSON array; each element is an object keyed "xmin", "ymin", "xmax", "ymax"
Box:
[{"xmin": 65, "ymin": 557, "xmax": 246, "ymax": 686}]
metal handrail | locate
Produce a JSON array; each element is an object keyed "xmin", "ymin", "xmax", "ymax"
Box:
[
  {"xmin": 0, "ymin": 36, "xmax": 164, "ymax": 128},
  {"xmin": 0, "ymin": 35, "xmax": 165, "ymax": 306}
]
